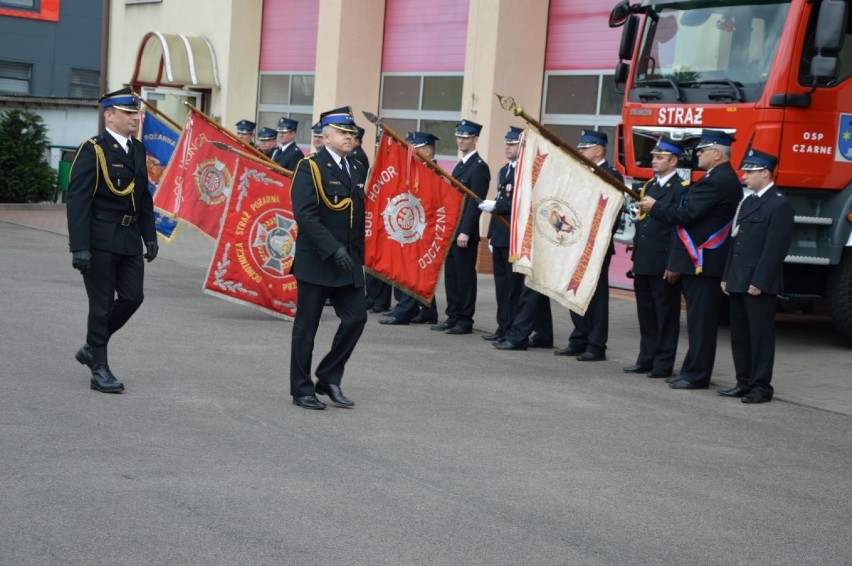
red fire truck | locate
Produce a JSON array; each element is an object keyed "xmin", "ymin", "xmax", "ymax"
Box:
[{"xmin": 609, "ymin": 0, "xmax": 852, "ymax": 343}]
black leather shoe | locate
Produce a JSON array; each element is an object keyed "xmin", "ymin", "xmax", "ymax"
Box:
[
  {"xmin": 718, "ymin": 385, "xmax": 750, "ymax": 397},
  {"xmin": 493, "ymin": 340, "xmax": 527, "ymax": 351},
  {"xmin": 379, "ymin": 316, "xmax": 408, "ymax": 325},
  {"xmin": 292, "ymin": 395, "xmax": 326, "ymax": 410},
  {"xmin": 741, "ymin": 390, "xmax": 772, "ymax": 404},
  {"xmin": 445, "ymin": 325, "xmax": 472, "ymax": 335},
  {"xmin": 430, "ymin": 321, "xmax": 452, "ymax": 331},
  {"xmin": 482, "ymin": 332, "xmax": 502, "ymax": 341},
  {"xmin": 647, "ymin": 370, "xmax": 673, "ymax": 378},
  {"xmin": 623, "ymin": 364, "xmax": 651, "ymax": 374},
  {"xmin": 90, "ymin": 367, "xmax": 124, "ymax": 393},
  {"xmin": 554, "ymin": 345, "xmax": 584, "ymax": 356},
  {"xmin": 669, "ymin": 379, "xmax": 708, "ymax": 390},
  {"xmin": 577, "ymin": 351, "xmax": 606, "ymax": 362},
  {"xmin": 368, "ymin": 305, "xmax": 386, "ymax": 313},
  {"xmin": 665, "ymin": 374, "xmax": 680, "ymax": 384},
  {"xmin": 315, "ymin": 381, "xmax": 354, "ymax": 408},
  {"xmin": 411, "ymin": 315, "xmax": 437, "ymax": 324},
  {"xmin": 75, "ymin": 344, "xmax": 93, "ymax": 370},
  {"xmin": 528, "ymin": 337, "xmax": 553, "ymax": 348}
]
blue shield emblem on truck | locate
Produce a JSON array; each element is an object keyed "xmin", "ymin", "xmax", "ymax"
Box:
[{"xmin": 838, "ymin": 114, "xmax": 852, "ymax": 162}]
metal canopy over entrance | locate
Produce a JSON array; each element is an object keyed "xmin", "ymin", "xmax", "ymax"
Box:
[{"xmin": 132, "ymin": 32, "xmax": 220, "ymax": 89}]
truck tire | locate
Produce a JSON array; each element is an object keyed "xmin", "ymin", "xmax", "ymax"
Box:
[{"xmin": 826, "ymin": 248, "xmax": 852, "ymax": 346}]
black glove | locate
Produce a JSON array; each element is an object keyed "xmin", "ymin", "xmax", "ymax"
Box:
[
  {"xmin": 144, "ymin": 241, "xmax": 159, "ymax": 262},
  {"xmin": 333, "ymin": 247, "xmax": 355, "ymax": 272},
  {"xmin": 72, "ymin": 250, "xmax": 92, "ymax": 275}
]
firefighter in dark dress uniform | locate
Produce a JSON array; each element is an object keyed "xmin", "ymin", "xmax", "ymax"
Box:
[
  {"xmin": 235, "ymin": 119, "xmax": 256, "ymax": 147},
  {"xmin": 624, "ymin": 136, "xmax": 687, "ymax": 378},
  {"xmin": 721, "ymin": 149, "xmax": 794, "ymax": 403},
  {"xmin": 638, "ymin": 129, "xmax": 742, "ymax": 390},
  {"xmin": 430, "ymin": 119, "xmax": 491, "ymax": 335},
  {"xmin": 66, "ymin": 87, "xmax": 157, "ymax": 393},
  {"xmin": 257, "ymin": 127, "xmax": 277, "ymax": 157},
  {"xmin": 270, "ymin": 117, "xmax": 303, "ymax": 172},
  {"xmin": 289, "ymin": 106, "xmax": 368, "ymax": 410}
]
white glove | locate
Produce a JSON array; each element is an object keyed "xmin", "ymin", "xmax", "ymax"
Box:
[{"xmin": 478, "ymin": 199, "xmax": 496, "ymax": 213}]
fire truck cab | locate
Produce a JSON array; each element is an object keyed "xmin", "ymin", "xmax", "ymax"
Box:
[{"xmin": 609, "ymin": 0, "xmax": 852, "ymax": 343}]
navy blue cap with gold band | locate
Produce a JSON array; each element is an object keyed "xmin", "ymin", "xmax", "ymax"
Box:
[
  {"xmin": 455, "ymin": 119, "xmax": 483, "ymax": 138},
  {"xmin": 236, "ymin": 119, "xmax": 256, "ymax": 134},
  {"xmin": 257, "ymin": 127, "xmax": 276, "ymax": 141},
  {"xmin": 695, "ymin": 128, "xmax": 734, "ymax": 149},
  {"xmin": 405, "ymin": 131, "xmax": 440, "ymax": 148},
  {"xmin": 577, "ymin": 129, "xmax": 608, "ymax": 148},
  {"xmin": 276, "ymin": 117, "xmax": 298, "ymax": 132},
  {"xmin": 504, "ymin": 126, "xmax": 523, "ymax": 144},
  {"xmin": 311, "ymin": 121, "xmax": 323, "ymax": 136},
  {"xmin": 319, "ymin": 106, "xmax": 358, "ymax": 133},
  {"xmin": 740, "ymin": 148, "xmax": 777, "ymax": 172},
  {"xmin": 99, "ymin": 87, "xmax": 139, "ymax": 112},
  {"xmin": 650, "ymin": 136, "xmax": 684, "ymax": 157}
]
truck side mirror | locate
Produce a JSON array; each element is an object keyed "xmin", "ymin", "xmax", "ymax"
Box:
[
  {"xmin": 609, "ymin": 1, "xmax": 631, "ymax": 28},
  {"xmin": 614, "ymin": 62, "xmax": 630, "ymax": 88},
  {"xmin": 619, "ymin": 15, "xmax": 640, "ymax": 61},
  {"xmin": 814, "ymin": 0, "xmax": 848, "ymax": 52},
  {"xmin": 810, "ymin": 55, "xmax": 839, "ymax": 79}
]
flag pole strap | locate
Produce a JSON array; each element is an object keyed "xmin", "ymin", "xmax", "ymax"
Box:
[
  {"xmin": 361, "ymin": 111, "xmax": 510, "ymax": 230},
  {"xmin": 495, "ymin": 93, "xmax": 641, "ymax": 200}
]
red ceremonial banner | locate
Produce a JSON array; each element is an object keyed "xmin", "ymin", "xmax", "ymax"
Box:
[
  {"xmin": 153, "ymin": 112, "xmax": 240, "ymax": 239},
  {"xmin": 364, "ymin": 134, "xmax": 464, "ymax": 304},
  {"xmin": 203, "ymin": 159, "xmax": 297, "ymax": 319}
]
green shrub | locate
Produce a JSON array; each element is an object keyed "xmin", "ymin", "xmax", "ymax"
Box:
[{"xmin": 0, "ymin": 109, "xmax": 57, "ymax": 203}]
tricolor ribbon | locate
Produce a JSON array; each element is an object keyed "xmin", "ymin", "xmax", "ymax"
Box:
[{"xmin": 676, "ymin": 221, "xmax": 732, "ymax": 275}]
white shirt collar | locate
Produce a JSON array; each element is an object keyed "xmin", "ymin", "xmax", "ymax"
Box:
[
  {"xmin": 657, "ymin": 171, "xmax": 677, "ymax": 187},
  {"xmin": 325, "ymin": 146, "xmax": 345, "ymax": 167},
  {"xmin": 106, "ymin": 128, "xmax": 130, "ymax": 151},
  {"xmin": 460, "ymin": 149, "xmax": 478, "ymax": 164},
  {"xmin": 753, "ymin": 182, "xmax": 774, "ymax": 198}
]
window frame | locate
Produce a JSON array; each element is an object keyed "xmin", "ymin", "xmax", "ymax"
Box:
[{"xmin": 257, "ymin": 71, "xmax": 316, "ymax": 147}]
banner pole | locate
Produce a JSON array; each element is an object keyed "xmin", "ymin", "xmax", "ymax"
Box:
[
  {"xmin": 494, "ymin": 93, "xmax": 640, "ymax": 200},
  {"xmin": 209, "ymin": 141, "xmax": 293, "ymax": 177},
  {"xmin": 179, "ymin": 100, "xmax": 278, "ymax": 165},
  {"xmin": 361, "ymin": 111, "xmax": 510, "ymax": 230}
]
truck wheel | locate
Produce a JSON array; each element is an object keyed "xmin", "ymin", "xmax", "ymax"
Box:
[{"xmin": 827, "ymin": 249, "xmax": 852, "ymax": 346}]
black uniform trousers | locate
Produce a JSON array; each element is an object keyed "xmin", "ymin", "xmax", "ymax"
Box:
[
  {"xmin": 504, "ymin": 285, "xmax": 553, "ymax": 345},
  {"xmin": 443, "ymin": 240, "xmax": 479, "ymax": 330},
  {"xmin": 391, "ymin": 292, "xmax": 438, "ymax": 323},
  {"xmin": 568, "ymin": 253, "xmax": 612, "ymax": 355},
  {"xmin": 729, "ymin": 292, "xmax": 777, "ymax": 396},
  {"xmin": 83, "ymin": 248, "xmax": 144, "ymax": 348},
  {"xmin": 632, "ymin": 273, "xmax": 681, "ymax": 373},
  {"xmin": 365, "ymin": 274, "xmax": 392, "ymax": 310},
  {"xmin": 491, "ymin": 245, "xmax": 524, "ymax": 337},
  {"xmin": 290, "ymin": 280, "xmax": 367, "ymax": 397},
  {"xmin": 678, "ymin": 274, "xmax": 724, "ymax": 386}
]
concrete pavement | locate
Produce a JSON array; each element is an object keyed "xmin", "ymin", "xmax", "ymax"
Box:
[{"xmin": 1, "ymin": 205, "xmax": 851, "ymax": 565}]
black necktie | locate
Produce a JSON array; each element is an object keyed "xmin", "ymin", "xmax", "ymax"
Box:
[
  {"xmin": 126, "ymin": 139, "xmax": 133, "ymax": 156},
  {"xmin": 340, "ymin": 158, "xmax": 350, "ymax": 178}
]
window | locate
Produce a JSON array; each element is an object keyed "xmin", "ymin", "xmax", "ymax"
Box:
[
  {"xmin": 379, "ymin": 73, "xmax": 463, "ymax": 160},
  {"xmin": 0, "ymin": 61, "xmax": 32, "ymax": 94},
  {"xmin": 542, "ymin": 71, "xmax": 622, "ymax": 162},
  {"xmin": 257, "ymin": 73, "xmax": 315, "ymax": 147},
  {"xmin": 70, "ymin": 68, "xmax": 99, "ymax": 98},
  {"xmin": 0, "ymin": 0, "xmax": 36, "ymax": 7}
]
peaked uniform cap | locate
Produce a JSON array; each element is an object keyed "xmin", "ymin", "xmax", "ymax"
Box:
[
  {"xmin": 235, "ymin": 119, "xmax": 256, "ymax": 134},
  {"xmin": 276, "ymin": 117, "xmax": 298, "ymax": 132},
  {"xmin": 257, "ymin": 127, "xmax": 277, "ymax": 141},
  {"xmin": 311, "ymin": 121, "xmax": 323, "ymax": 136},
  {"xmin": 505, "ymin": 126, "xmax": 523, "ymax": 144},
  {"xmin": 650, "ymin": 136, "xmax": 684, "ymax": 157},
  {"xmin": 405, "ymin": 131, "xmax": 440, "ymax": 148},
  {"xmin": 355, "ymin": 126, "xmax": 365, "ymax": 140},
  {"xmin": 455, "ymin": 119, "xmax": 483, "ymax": 137},
  {"xmin": 577, "ymin": 129, "xmax": 608, "ymax": 148},
  {"xmin": 695, "ymin": 128, "xmax": 735, "ymax": 149},
  {"xmin": 319, "ymin": 106, "xmax": 358, "ymax": 133},
  {"xmin": 740, "ymin": 148, "xmax": 778, "ymax": 171},
  {"xmin": 100, "ymin": 87, "xmax": 138, "ymax": 112}
]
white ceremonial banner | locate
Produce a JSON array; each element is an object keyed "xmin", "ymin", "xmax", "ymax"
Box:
[{"xmin": 509, "ymin": 128, "xmax": 623, "ymax": 315}]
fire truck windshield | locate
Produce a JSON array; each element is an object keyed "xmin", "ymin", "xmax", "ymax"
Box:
[{"xmin": 632, "ymin": 2, "xmax": 791, "ymax": 103}]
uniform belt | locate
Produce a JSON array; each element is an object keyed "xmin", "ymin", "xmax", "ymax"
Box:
[{"xmin": 93, "ymin": 209, "xmax": 138, "ymax": 226}]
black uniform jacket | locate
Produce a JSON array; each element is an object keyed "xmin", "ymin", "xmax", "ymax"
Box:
[
  {"xmin": 348, "ymin": 146, "xmax": 370, "ymax": 170},
  {"xmin": 601, "ymin": 161, "xmax": 623, "ymax": 256},
  {"xmin": 650, "ymin": 161, "xmax": 742, "ymax": 277},
  {"xmin": 722, "ymin": 187, "xmax": 794, "ymax": 295},
  {"xmin": 290, "ymin": 147, "xmax": 367, "ymax": 288},
  {"xmin": 453, "ymin": 151, "xmax": 491, "ymax": 239},
  {"xmin": 486, "ymin": 161, "xmax": 515, "ymax": 247},
  {"xmin": 271, "ymin": 142, "xmax": 304, "ymax": 173},
  {"xmin": 631, "ymin": 173, "xmax": 688, "ymax": 276},
  {"xmin": 66, "ymin": 131, "xmax": 155, "ymax": 255}
]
